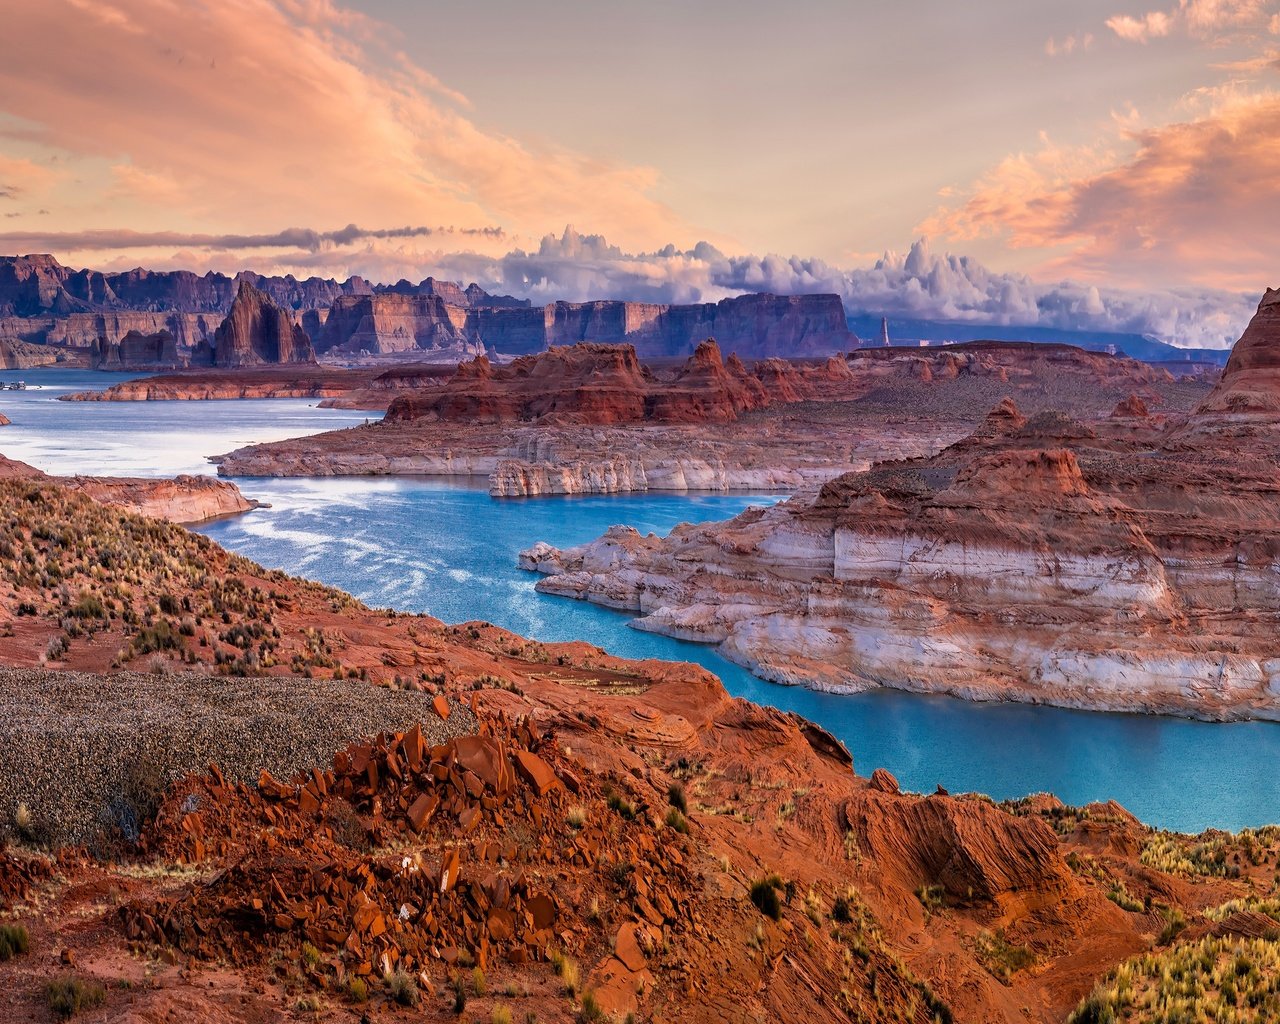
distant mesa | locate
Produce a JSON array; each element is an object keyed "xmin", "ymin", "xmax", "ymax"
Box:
[
  {"xmin": 0, "ymin": 253, "xmax": 854, "ymax": 364},
  {"xmin": 92, "ymin": 329, "xmax": 182, "ymax": 371},
  {"xmin": 312, "ymin": 291, "xmax": 855, "ymax": 361}
]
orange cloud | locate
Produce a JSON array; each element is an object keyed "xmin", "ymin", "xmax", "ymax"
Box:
[
  {"xmin": 1107, "ymin": 0, "xmax": 1276, "ymax": 42},
  {"xmin": 918, "ymin": 91, "xmax": 1280, "ymax": 290},
  {"xmin": 0, "ymin": 0, "xmax": 689, "ymax": 254}
]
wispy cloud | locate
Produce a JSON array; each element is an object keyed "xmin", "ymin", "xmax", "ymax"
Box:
[
  {"xmin": 0, "ymin": 0, "xmax": 689, "ymax": 250},
  {"xmin": 1045, "ymin": 32, "xmax": 1095, "ymax": 56},
  {"xmin": 1107, "ymin": 0, "xmax": 1276, "ymax": 42},
  {"xmin": 0, "ymin": 224, "xmax": 502, "ymax": 253}
]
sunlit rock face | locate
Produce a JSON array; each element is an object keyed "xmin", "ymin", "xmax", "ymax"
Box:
[{"xmin": 523, "ymin": 290, "xmax": 1280, "ymax": 721}]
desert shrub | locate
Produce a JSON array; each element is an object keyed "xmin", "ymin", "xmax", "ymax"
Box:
[
  {"xmin": 70, "ymin": 593, "xmax": 105, "ymax": 619},
  {"xmin": 750, "ymin": 876, "xmax": 784, "ymax": 920},
  {"xmin": 386, "ymin": 969, "xmax": 418, "ymax": 1007},
  {"xmin": 916, "ymin": 884, "xmax": 946, "ymax": 913},
  {"xmin": 605, "ymin": 788, "xmax": 636, "ymax": 819},
  {"xmin": 975, "ymin": 929, "xmax": 1035, "ymax": 981},
  {"xmin": 131, "ymin": 618, "xmax": 180, "ymax": 655},
  {"xmin": 551, "ymin": 950, "xmax": 580, "ymax": 994},
  {"xmin": 578, "ymin": 992, "xmax": 606, "ymax": 1022},
  {"xmin": 1106, "ymin": 882, "xmax": 1144, "ymax": 913},
  {"xmin": 1068, "ymin": 935, "xmax": 1280, "ymax": 1023},
  {"xmin": 668, "ymin": 782, "xmax": 687, "ymax": 814},
  {"xmin": 45, "ymin": 976, "xmax": 106, "ymax": 1018},
  {"xmin": 665, "ymin": 808, "xmax": 689, "ymax": 834},
  {"xmin": 0, "ymin": 923, "xmax": 29, "ymax": 960}
]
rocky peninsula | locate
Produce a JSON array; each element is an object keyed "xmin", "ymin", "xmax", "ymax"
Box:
[
  {"xmin": 0, "ymin": 453, "xmax": 257, "ymax": 524},
  {"xmin": 522, "ymin": 290, "xmax": 1280, "ymax": 721}
]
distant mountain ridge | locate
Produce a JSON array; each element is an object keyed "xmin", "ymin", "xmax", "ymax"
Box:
[
  {"xmin": 847, "ymin": 314, "xmax": 1231, "ymax": 365},
  {"xmin": 0, "ymin": 254, "xmax": 1225, "ymax": 366},
  {"xmin": 0, "ymin": 253, "xmax": 528, "ymax": 318}
]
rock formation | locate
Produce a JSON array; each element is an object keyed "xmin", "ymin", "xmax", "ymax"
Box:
[
  {"xmin": 0, "ymin": 254, "xmax": 523, "ymax": 359},
  {"xmin": 194, "ymin": 281, "xmax": 315, "ymax": 368},
  {"xmin": 218, "ymin": 340, "xmax": 1208, "ymax": 499},
  {"xmin": 522, "ymin": 291, "xmax": 1280, "ymax": 720},
  {"xmin": 315, "ymin": 293, "xmax": 490, "ymax": 357},
  {"xmin": 0, "ymin": 452, "xmax": 258, "ymax": 523},
  {"xmin": 90, "ymin": 329, "xmax": 182, "ymax": 370},
  {"xmin": 0, "ymin": 337, "xmax": 65, "ymax": 369},
  {"xmin": 1188, "ymin": 288, "xmax": 1280, "ymax": 426},
  {"xmin": 381, "ymin": 341, "xmax": 854, "ymax": 426},
  {"xmin": 61, "ymin": 366, "xmax": 390, "ymax": 403}
]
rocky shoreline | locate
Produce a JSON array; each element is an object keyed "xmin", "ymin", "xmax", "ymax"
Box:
[
  {"xmin": 213, "ymin": 339, "xmax": 1201, "ymax": 498},
  {"xmin": 520, "ymin": 291, "xmax": 1280, "ymax": 722},
  {"xmin": 0, "ymin": 453, "xmax": 258, "ymax": 524}
]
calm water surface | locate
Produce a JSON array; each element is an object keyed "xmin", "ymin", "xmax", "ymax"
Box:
[{"xmin": 5, "ymin": 368, "xmax": 1279, "ymax": 832}]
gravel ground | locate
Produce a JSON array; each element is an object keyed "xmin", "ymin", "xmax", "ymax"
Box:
[{"xmin": 0, "ymin": 668, "xmax": 475, "ymax": 849}]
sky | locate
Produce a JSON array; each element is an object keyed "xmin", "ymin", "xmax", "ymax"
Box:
[{"xmin": 1, "ymin": 0, "xmax": 1278, "ymax": 346}]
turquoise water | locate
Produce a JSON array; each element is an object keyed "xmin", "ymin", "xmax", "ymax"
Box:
[{"xmin": 4, "ymin": 368, "xmax": 1279, "ymax": 832}]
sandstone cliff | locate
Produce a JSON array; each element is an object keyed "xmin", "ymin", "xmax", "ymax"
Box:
[
  {"xmin": 218, "ymin": 340, "xmax": 1205, "ymax": 499},
  {"xmin": 545, "ymin": 292, "xmax": 855, "ymax": 358},
  {"xmin": 521, "ymin": 291, "xmax": 1280, "ymax": 720},
  {"xmin": 313, "ymin": 290, "xmax": 855, "ymax": 360},
  {"xmin": 194, "ymin": 281, "xmax": 315, "ymax": 368},
  {"xmin": 315, "ymin": 293, "xmax": 489, "ymax": 357},
  {"xmin": 90, "ymin": 329, "xmax": 183, "ymax": 370},
  {"xmin": 0, "ymin": 452, "xmax": 258, "ymax": 524},
  {"xmin": 60, "ymin": 366, "xmax": 389, "ymax": 403},
  {"xmin": 0, "ymin": 337, "xmax": 66, "ymax": 369}
]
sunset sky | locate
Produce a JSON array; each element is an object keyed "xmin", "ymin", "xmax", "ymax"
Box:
[{"xmin": 1, "ymin": 0, "xmax": 1278, "ymax": 345}]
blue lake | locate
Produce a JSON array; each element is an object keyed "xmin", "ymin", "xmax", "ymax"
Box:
[{"xmin": 4, "ymin": 367, "xmax": 1278, "ymax": 832}]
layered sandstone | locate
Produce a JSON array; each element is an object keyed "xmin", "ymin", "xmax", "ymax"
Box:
[
  {"xmin": 313, "ymin": 291, "xmax": 855, "ymax": 360},
  {"xmin": 61, "ymin": 366, "xmax": 388, "ymax": 402},
  {"xmin": 542, "ymin": 292, "xmax": 855, "ymax": 358},
  {"xmin": 0, "ymin": 255, "xmax": 522, "ymax": 360},
  {"xmin": 521, "ymin": 292, "xmax": 1280, "ymax": 720},
  {"xmin": 90, "ymin": 328, "xmax": 182, "ymax": 370},
  {"xmin": 0, "ymin": 452, "xmax": 257, "ymax": 524},
  {"xmin": 316, "ymin": 292, "xmax": 489, "ymax": 356},
  {"xmin": 194, "ymin": 281, "xmax": 315, "ymax": 368},
  {"xmin": 218, "ymin": 341, "xmax": 1208, "ymax": 498},
  {"xmin": 381, "ymin": 341, "xmax": 860, "ymax": 426},
  {"xmin": 0, "ymin": 337, "xmax": 66, "ymax": 369}
]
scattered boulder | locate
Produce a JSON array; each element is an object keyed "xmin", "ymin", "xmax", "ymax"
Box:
[{"xmin": 869, "ymin": 768, "xmax": 900, "ymax": 794}]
